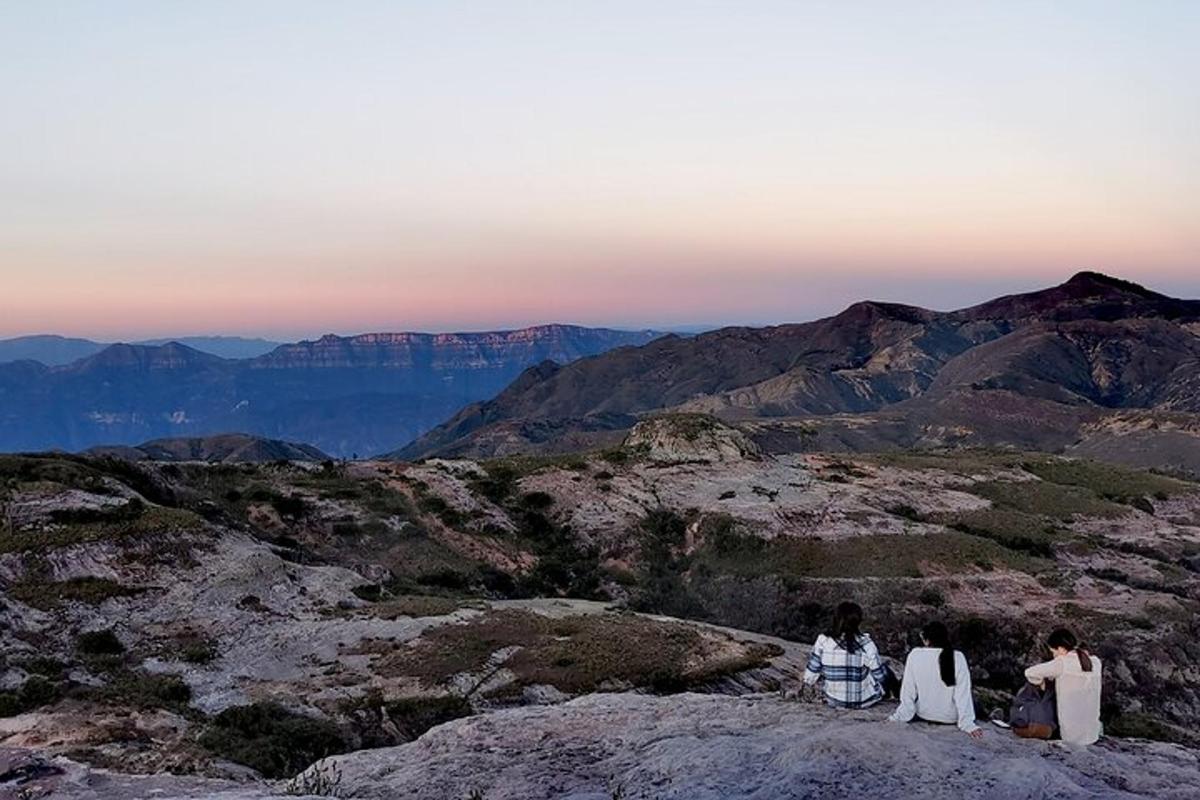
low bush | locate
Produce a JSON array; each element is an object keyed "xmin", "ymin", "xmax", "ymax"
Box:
[
  {"xmin": 94, "ymin": 671, "xmax": 192, "ymax": 710},
  {"xmin": 199, "ymin": 702, "xmax": 349, "ymax": 779},
  {"xmin": 77, "ymin": 629, "xmax": 125, "ymax": 655},
  {"xmin": 0, "ymin": 676, "xmax": 62, "ymax": 717}
]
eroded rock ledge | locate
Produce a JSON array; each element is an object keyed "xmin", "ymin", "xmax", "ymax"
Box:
[{"xmin": 311, "ymin": 693, "xmax": 1200, "ymax": 800}]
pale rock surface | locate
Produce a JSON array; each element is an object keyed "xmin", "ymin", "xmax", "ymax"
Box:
[
  {"xmin": 623, "ymin": 415, "xmax": 762, "ymax": 464},
  {"xmin": 314, "ymin": 693, "xmax": 1200, "ymax": 800}
]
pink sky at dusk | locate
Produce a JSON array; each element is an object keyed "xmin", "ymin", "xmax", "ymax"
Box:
[{"xmin": 2, "ymin": 2, "xmax": 1197, "ymax": 340}]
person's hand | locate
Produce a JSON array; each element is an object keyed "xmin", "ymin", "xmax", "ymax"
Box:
[{"xmin": 967, "ymin": 728, "xmax": 984, "ymax": 740}]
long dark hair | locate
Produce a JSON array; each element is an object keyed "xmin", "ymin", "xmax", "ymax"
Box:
[
  {"xmin": 1047, "ymin": 628, "xmax": 1093, "ymax": 672},
  {"xmin": 826, "ymin": 601, "xmax": 864, "ymax": 653},
  {"xmin": 922, "ymin": 621, "xmax": 956, "ymax": 687}
]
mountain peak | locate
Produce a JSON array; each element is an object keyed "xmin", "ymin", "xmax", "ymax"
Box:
[
  {"xmin": 1062, "ymin": 271, "xmax": 1159, "ymax": 298},
  {"xmin": 69, "ymin": 341, "xmax": 225, "ymax": 372}
]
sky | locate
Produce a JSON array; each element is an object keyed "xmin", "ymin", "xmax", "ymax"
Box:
[{"xmin": 1, "ymin": 1, "xmax": 1197, "ymax": 340}]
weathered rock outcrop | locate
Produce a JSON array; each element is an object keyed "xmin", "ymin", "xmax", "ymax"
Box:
[
  {"xmin": 622, "ymin": 414, "xmax": 762, "ymax": 464},
  {"xmin": 14, "ymin": 694, "xmax": 1199, "ymax": 799},
  {"xmin": 310, "ymin": 693, "xmax": 1200, "ymax": 799}
]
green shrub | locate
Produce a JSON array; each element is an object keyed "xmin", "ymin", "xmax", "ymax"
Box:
[
  {"xmin": 0, "ymin": 676, "xmax": 62, "ymax": 717},
  {"xmin": 270, "ymin": 494, "xmax": 309, "ymax": 520},
  {"xmin": 417, "ymin": 495, "xmax": 450, "ymax": 515},
  {"xmin": 49, "ymin": 498, "xmax": 145, "ymax": 525},
  {"xmin": 351, "ymin": 584, "xmax": 383, "ymax": 602},
  {"xmin": 520, "ymin": 491, "xmax": 555, "ymax": 511},
  {"xmin": 919, "ymin": 586, "xmax": 946, "ymax": 607},
  {"xmin": 96, "ymin": 671, "xmax": 192, "ymax": 710},
  {"xmin": 385, "ymin": 695, "xmax": 472, "ymax": 740},
  {"xmin": 967, "ymin": 479, "xmax": 1122, "ymax": 520},
  {"xmin": 0, "ymin": 505, "xmax": 204, "ymax": 554},
  {"xmin": 77, "ymin": 629, "xmax": 125, "ymax": 655},
  {"xmin": 199, "ymin": 702, "xmax": 349, "ymax": 779},
  {"xmin": 1021, "ymin": 458, "xmax": 1190, "ymax": 506},
  {"xmin": 177, "ymin": 635, "xmax": 219, "ymax": 664},
  {"xmin": 16, "ymin": 657, "xmax": 66, "ymax": 678},
  {"xmin": 944, "ymin": 508, "xmax": 1061, "ymax": 557}
]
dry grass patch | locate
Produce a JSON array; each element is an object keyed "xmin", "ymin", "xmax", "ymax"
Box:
[
  {"xmin": 7, "ymin": 577, "xmax": 142, "ymax": 610},
  {"xmin": 378, "ymin": 610, "xmax": 774, "ymax": 695}
]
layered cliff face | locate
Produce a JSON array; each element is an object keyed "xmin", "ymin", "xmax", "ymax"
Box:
[
  {"xmin": 251, "ymin": 326, "xmax": 659, "ymax": 371},
  {"xmin": 0, "ymin": 325, "xmax": 661, "ymax": 457},
  {"xmin": 398, "ymin": 273, "xmax": 1200, "ymax": 467}
]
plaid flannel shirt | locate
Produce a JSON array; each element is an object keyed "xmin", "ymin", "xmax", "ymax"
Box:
[{"xmin": 803, "ymin": 633, "xmax": 886, "ymax": 708}]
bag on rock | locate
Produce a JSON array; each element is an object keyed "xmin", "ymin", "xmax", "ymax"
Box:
[{"xmin": 1010, "ymin": 681, "xmax": 1057, "ymax": 739}]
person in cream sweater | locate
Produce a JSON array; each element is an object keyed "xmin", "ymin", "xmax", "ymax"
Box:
[{"xmin": 1025, "ymin": 627, "xmax": 1103, "ymax": 745}]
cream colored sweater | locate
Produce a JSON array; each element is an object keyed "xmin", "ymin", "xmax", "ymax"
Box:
[{"xmin": 1025, "ymin": 651, "xmax": 1102, "ymax": 745}]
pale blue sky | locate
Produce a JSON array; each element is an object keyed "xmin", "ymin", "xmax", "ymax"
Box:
[{"xmin": 2, "ymin": 1, "xmax": 1197, "ymax": 338}]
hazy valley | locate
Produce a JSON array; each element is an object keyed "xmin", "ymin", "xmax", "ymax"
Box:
[{"xmin": 0, "ymin": 326, "xmax": 662, "ymax": 459}]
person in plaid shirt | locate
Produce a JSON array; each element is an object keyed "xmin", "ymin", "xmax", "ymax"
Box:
[{"xmin": 803, "ymin": 601, "xmax": 888, "ymax": 708}]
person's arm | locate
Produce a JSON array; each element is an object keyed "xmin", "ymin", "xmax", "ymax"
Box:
[
  {"xmin": 954, "ymin": 652, "xmax": 981, "ymax": 736},
  {"xmin": 1025, "ymin": 656, "xmax": 1064, "ymax": 687},
  {"xmin": 803, "ymin": 638, "xmax": 824, "ymax": 686},
  {"xmin": 862, "ymin": 637, "xmax": 888, "ymax": 689},
  {"xmin": 888, "ymin": 654, "xmax": 918, "ymax": 723}
]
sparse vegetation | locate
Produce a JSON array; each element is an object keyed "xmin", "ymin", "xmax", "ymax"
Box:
[
  {"xmin": 91, "ymin": 670, "xmax": 192, "ymax": 711},
  {"xmin": 697, "ymin": 526, "xmax": 1043, "ymax": 579},
  {"xmin": 0, "ymin": 504, "xmax": 204, "ymax": 554},
  {"xmin": 199, "ymin": 702, "xmax": 349, "ymax": 779},
  {"xmin": 966, "ymin": 479, "xmax": 1124, "ymax": 520},
  {"xmin": 174, "ymin": 633, "xmax": 220, "ymax": 664},
  {"xmin": 9, "ymin": 577, "xmax": 141, "ymax": 610},
  {"xmin": 379, "ymin": 610, "xmax": 772, "ymax": 696},
  {"xmin": 1021, "ymin": 458, "xmax": 1190, "ymax": 506},
  {"xmin": 645, "ymin": 412, "xmax": 720, "ymax": 441},
  {"xmin": 630, "ymin": 509, "xmax": 702, "ymax": 617},
  {"xmin": 943, "ymin": 508, "xmax": 1062, "ymax": 557},
  {"xmin": 341, "ymin": 690, "xmax": 473, "ymax": 746},
  {"xmin": 0, "ymin": 676, "xmax": 62, "ymax": 717}
]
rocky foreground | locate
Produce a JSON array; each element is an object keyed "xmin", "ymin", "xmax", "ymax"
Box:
[
  {"xmin": 7, "ymin": 694, "xmax": 1200, "ymax": 799},
  {"xmin": 4, "ymin": 419, "xmax": 1200, "ymax": 797}
]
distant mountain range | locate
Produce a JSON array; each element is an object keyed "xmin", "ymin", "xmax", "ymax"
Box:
[
  {"xmin": 396, "ymin": 273, "xmax": 1200, "ymax": 475},
  {"xmin": 0, "ymin": 325, "xmax": 664, "ymax": 457},
  {"xmin": 0, "ymin": 335, "xmax": 283, "ymax": 364},
  {"xmin": 86, "ymin": 433, "xmax": 329, "ymax": 463}
]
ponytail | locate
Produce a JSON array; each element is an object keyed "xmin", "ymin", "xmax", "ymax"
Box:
[
  {"xmin": 921, "ymin": 621, "xmax": 956, "ymax": 687},
  {"xmin": 1047, "ymin": 627, "xmax": 1093, "ymax": 672},
  {"xmin": 827, "ymin": 601, "xmax": 864, "ymax": 654}
]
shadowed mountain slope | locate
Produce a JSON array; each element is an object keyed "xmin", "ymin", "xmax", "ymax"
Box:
[{"xmin": 396, "ymin": 274, "xmax": 1200, "ymax": 461}]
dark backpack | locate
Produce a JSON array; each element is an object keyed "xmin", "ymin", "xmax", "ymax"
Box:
[{"xmin": 1010, "ymin": 681, "xmax": 1057, "ymax": 739}]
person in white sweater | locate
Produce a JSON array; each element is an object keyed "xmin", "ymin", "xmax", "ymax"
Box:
[
  {"xmin": 888, "ymin": 621, "xmax": 983, "ymax": 739},
  {"xmin": 1025, "ymin": 628, "xmax": 1102, "ymax": 745}
]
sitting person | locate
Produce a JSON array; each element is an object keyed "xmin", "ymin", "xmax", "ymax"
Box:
[
  {"xmin": 1025, "ymin": 627, "xmax": 1102, "ymax": 745},
  {"xmin": 803, "ymin": 601, "xmax": 887, "ymax": 708},
  {"xmin": 888, "ymin": 621, "xmax": 983, "ymax": 738}
]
